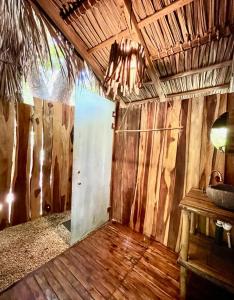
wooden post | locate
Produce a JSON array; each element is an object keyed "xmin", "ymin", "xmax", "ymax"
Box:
[
  {"xmin": 205, "ymin": 217, "xmax": 210, "ymax": 236},
  {"xmin": 180, "ymin": 209, "xmax": 190, "ymax": 299},
  {"xmin": 190, "ymin": 212, "xmax": 195, "ymax": 234}
]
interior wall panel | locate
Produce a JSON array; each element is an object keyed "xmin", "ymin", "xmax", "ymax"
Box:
[
  {"xmin": 112, "ymin": 93, "xmax": 234, "ymax": 250},
  {"xmin": 0, "ymin": 101, "xmax": 15, "ymax": 228},
  {"xmin": 12, "ymin": 103, "xmax": 32, "ymax": 225},
  {"xmin": 0, "ymin": 98, "xmax": 74, "ymax": 229}
]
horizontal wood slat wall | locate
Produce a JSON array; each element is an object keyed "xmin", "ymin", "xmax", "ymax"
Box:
[
  {"xmin": 112, "ymin": 93, "xmax": 234, "ymax": 251},
  {"xmin": 0, "ymin": 98, "xmax": 74, "ymax": 229}
]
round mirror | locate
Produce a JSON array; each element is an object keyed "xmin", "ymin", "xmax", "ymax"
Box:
[{"xmin": 210, "ymin": 112, "xmax": 234, "ymax": 153}]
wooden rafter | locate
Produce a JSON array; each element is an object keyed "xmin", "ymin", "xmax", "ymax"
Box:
[
  {"xmin": 35, "ymin": 0, "xmax": 104, "ymax": 81},
  {"xmin": 151, "ymin": 27, "xmax": 234, "ymax": 60},
  {"xmin": 137, "ymin": 0, "xmax": 194, "ymax": 29},
  {"xmin": 144, "ymin": 60, "xmax": 233, "ymax": 85},
  {"xmin": 130, "ymin": 83, "xmax": 230, "ymax": 105},
  {"xmin": 87, "ymin": 0, "xmax": 194, "ymax": 54},
  {"xmin": 122, "ymin": 0, "xmax": 165, "ymax": 100}
]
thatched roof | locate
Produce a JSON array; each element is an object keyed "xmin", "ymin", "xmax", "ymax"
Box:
[
  {"xmin": 0, "ymin": 0, "xmax": 86, "ymax": 102},
  {"xmin": 34, "ymin": 0, "xmax": 234, "ymax": 104}
]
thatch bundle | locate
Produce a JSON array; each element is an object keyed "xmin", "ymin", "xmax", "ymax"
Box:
[
  {"xmin": 104, "ymin": 39, "xmax": 146, "ymax": 99},
  {"xmin": 0, "ymin": 0, "xmax": 83, "ymax": 102}
]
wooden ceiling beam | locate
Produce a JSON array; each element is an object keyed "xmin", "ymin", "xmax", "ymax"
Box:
[
  {"xmin": 130, "ymin": 83, "xmax": 230, "ymax": 105},
  {"xmin": 137, "ymin": 0, "xmax": 194, "ymax": 29},
  {"xmin": 87, "ymin": 0, "xmax": 194, "ymax": 54},
  {"xmin": 35, "ymin": 0, "xmax": 104, "ymax": 81},
  {"xmin": 151, "ymin": 27, "xmax": 233, "ymax": 60},
  {"xmin": 144, "ymin": 60, "xmax": 233, "ymax": 85},
  {"xmin": 122, "ymin": 0, "xmax": 165, "ymax": 101}
]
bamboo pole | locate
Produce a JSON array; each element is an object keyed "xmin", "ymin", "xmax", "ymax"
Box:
[{"xmin": 115, "ymin": 127, "xmax": 183, "ymax": 133}]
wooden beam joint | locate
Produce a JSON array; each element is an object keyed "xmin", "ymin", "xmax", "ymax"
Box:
[{"xmin": 122, "ymin": 0, "xmax": 165, "ymax": 100}]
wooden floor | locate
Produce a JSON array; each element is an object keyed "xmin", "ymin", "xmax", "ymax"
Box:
[{"xmin": 0, "ymin": 223, "xmax": 180, "ymax": 300}]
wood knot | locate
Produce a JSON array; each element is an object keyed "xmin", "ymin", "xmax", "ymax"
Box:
[{"xmin": 34, "ymin": 188, "xmax": 41, "ymax": 198}]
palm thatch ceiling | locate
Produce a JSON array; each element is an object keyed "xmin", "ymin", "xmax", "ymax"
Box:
[
  {"xmin": 0, "ymin": 0, "xmax": 90, "ymax": 102},
  {"xmin": 30, "ymin": 1, "xmax": 234, "ymax": 103}
]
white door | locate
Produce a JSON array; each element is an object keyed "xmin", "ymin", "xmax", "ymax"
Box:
[{"xmin": 71, "ymin": 88, "xmax": 115, "ymax": 244}]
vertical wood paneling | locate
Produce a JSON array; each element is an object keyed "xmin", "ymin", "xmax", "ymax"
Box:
[
  {"xmin": 51, "ymin": 103, "xmax": 62, "ymax": 212},
  {"xmin": 112, "ymin": 106, "xmax": 141, "ymax": 224},
  {"xmin": 12, "ymin": 103, "xmax": 32, "ymax": 225},
  {"xmin": 66, "ymin": 106, "xmax": 74, "ymax": 210},
  {"xmin": 0, "ymin": 98, "xmax": 74, "ymax": 230},
  {"xmin": 30, "ymin": 99, "xmax": 43, "ymax": 219},
  {"xmin": 139, "ymin": 102, "xmax": 161, "ymax": 238},
  {"xmin": 0, "ymin": 101, "xmax": 15, "ymax": 228},
  {"xmin": 42, "ymin": 102, "xmax": 53, "ymax": 211},
  {"xmin": 130, "ymin": 103, "xmax": 154, "ymax": 234},
  {"xmin": 50, "ymin": 103, "xmax": 74, "ymax": 213},
  {"xmin": 225, "ymin": 93, "xmax": 234, "ymax": 185},
  {"xmin": 60, "ymin": 104, "xmax": 73, "ymax": 211},
  {"xmin": 185, "ymin": 97, "xmax": 204, "ymax": 192},
  {"xmin": 157, "ymin": 100, "xmax": 181, "ymax": 245},
  {"xmin": 112, "ymin": 93, "xmax": 234, "ymax": 250},
  {"xmin": 168, "ymin": 99, "xmax": 189, "ymax": 249}
]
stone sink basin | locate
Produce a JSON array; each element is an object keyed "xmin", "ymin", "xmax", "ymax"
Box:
[{"xmin": 206, "ymin": 184, "xmax": 234, "ymax": 210}]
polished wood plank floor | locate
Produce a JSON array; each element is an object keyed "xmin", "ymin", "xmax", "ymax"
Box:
[{"xmin": 0, "ymin": 223, "xmax": 180, "ymax": 300}]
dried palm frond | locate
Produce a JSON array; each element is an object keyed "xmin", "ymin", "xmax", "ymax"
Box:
[
  {"xmin": 104, "ymin": 39, "xmax": 146, "ymax": 99},
  {"xmin": 0, "ymin": 0, "xmax": 84, "ymax": 102}
]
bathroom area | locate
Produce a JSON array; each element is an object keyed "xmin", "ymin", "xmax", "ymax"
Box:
[
  {"xmin": 1, "ymin": 0, "xmax": 234, "ymax": 299},
  {"xmin": 111, "ymin": 93, "xmax": 234, "ymax": 298}
]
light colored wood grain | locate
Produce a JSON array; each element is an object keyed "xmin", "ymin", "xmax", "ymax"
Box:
[
  {"xmin": 0, "ymin": 101, "xmax": 15, "ymax": 226},
  {"xmin": 0, "ymin": 99, "xmax": 74, "ymax": 229},
  {"xmin": 180, "ymin": 189, "xmax": 234, "ymax": 224},
  {"xmin": 112, "ymin": 93, "xmax": 234, "ymax": 250},
  {"xmin": 30, "ymin": 98, "xmax": 43, "ymax": 219},
  {"xmin": 42, "ymin": 102, "xmax": 53, "ymax": 211},
  {"xmin": 0, "ymin": 223, "xmax": 180, "ymax": 300}
]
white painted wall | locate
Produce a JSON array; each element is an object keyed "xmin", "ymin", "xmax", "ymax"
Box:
[{"xmin": 71, "ymin": 88, "xmax": 115, "ymax": 244}]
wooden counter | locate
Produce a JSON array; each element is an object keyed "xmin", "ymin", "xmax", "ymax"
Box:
[
  {"xmin": 180, "ymin": 188, "xmax": 234, "ymax": 224},
  {"xmin": 179, "ymin": 188, "xmax": 234, "ymax": 299}
]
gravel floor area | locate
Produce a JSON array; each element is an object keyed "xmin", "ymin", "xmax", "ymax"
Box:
[{"xmin": 0, "ymin": 212, "xmax": 71, "ymax": 292}]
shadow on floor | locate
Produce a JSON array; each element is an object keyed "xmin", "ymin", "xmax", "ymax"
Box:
[
  {"xmin": 187, "ymin": 272, "xmax": 234, "ymax": 300},
  {"xmin": 62, "ymin": 219, "xmax": 71, "ymax": 232}
]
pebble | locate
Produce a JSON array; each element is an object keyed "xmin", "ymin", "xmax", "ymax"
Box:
[{"xmin": 0, "ymin": 211, "xmax": 71, "ymax": 292}]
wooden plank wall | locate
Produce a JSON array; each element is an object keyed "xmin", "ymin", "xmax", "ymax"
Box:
[
  {"xmin": 112, "ymin": 93, "xmax": 234, "ymax": 251},
  {"xmin": 0, "ymin": 101, "xmax": 15, "ymax": 229},
  {"xmin": 0, "ymin": 98, "xmax": 74, "ymax": 229}
]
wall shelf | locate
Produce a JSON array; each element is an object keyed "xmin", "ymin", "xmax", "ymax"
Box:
[{"xmin": 178, "ymin": 234, "xmax": 234, "ymax": 293}]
